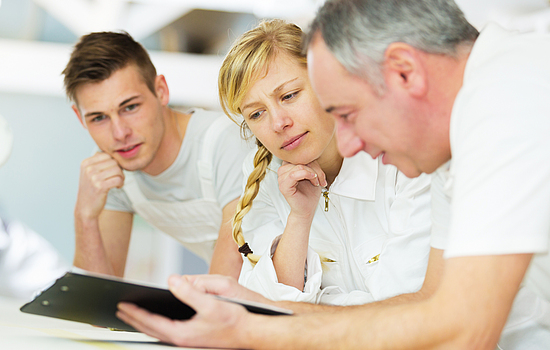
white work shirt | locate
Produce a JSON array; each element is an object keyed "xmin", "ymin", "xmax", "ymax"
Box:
[
  {"xmin": 431, "ymin": 24, "xmax": 550, "ymax": 349},
  {"xmin": 238, "ymin": 150, "xmax": 432, "ymax": 305}
]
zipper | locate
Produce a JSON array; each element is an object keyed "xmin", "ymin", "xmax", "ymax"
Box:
[
  {"xmin": 322, "ymin": 188, "xmax": 329, "ymax": 212},
  {"xmin": 367, "ymin": 254, "xmax": 380, "ymax": 264}
]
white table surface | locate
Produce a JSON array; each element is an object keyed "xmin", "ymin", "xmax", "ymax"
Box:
[{"xmin": 0, "ymin": 296, "xmax": 216, "ymax": 349}]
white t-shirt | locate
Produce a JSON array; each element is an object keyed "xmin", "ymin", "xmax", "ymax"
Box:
[
  {"xmin": 431, "ymin": 23, "xmax": 550, "ymax": 349},
  {"xmin": 105, "ymin": 108, "xmax": 251, "ymax": 212},
  {"xmin": 238, "ymin": 149, "xmax": 432, "ymax": 305}
]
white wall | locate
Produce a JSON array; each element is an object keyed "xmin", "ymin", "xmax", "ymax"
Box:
[
  {"xmin": 0, "ymin": 92, "xmax": 92, "ymax": 262},
  {"xmin": 0, "ymin": 92, "xmax": 209, "ymax": 281}
]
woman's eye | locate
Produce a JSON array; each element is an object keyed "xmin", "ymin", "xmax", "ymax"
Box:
[
  {"xmin": 249, "ymin": 110, "xmax": 263, "ymax": 120},
  {"xmin": 282, "ymin": 91, "xmax": 298, "ymax": 101}
]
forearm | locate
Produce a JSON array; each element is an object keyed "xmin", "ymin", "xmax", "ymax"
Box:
[
  {"xmin": 246, "ymin": 254, "xmax": 531, "ymax": 350},
  {"xmin": 73, "ymin": 212, "xmax": 116, "ymax": 275},
  {"xmin": 210, "ymin": 198, "xmax": 243, "ymax": 279},
  {"xmin": 272, "ymin": 286, "xmax": 430, "ymax": 315},
  {"xmin": 243, "ymin": 299, "xmax": 453, "ymax": 350},
  {"xmin": 272, "ymin": 212, "xmax": 314, "ymax": 290},
  {"xmin": 209, "ymin": 226, "xmax": 243, "ymax": 279}
]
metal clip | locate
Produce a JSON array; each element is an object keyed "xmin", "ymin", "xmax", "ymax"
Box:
[{"xmin": 322, "ymin": 189, "xmax": 329, "ymax": 212}]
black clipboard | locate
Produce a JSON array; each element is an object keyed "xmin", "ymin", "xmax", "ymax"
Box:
[{"xmin": 20, "ymin": 271, "xmax": 292, "ymax": 332}]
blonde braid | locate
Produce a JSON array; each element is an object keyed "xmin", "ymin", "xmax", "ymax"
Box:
[{"xmin": 233, "ymin": 142, "xmax": 272, "ymax": 265}]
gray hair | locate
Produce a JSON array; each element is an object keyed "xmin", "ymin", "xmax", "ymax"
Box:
[{"xmin": 305, "ymin": 0, "xmax": 479, "ymax": 92}]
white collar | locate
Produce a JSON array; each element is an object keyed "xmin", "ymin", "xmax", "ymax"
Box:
[{"xmin": 330, "ymin": 152, "xmax": 378, "ymax": 201}]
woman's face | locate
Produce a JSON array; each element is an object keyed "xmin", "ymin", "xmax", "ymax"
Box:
[{"xmin": 239, "ymin": 53, "xmax": 336, "ymax": 165}]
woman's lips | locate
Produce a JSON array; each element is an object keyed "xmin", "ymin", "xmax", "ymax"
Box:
[{"xmin": 281, "ymin": 132, "xmax": 307, "ymax": 151}]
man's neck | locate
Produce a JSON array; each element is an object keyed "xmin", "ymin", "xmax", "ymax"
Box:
[
  {"xmin": 141, "ymin": 107, "xmax": 191, "ymax": 176},
  {"xmin": 422, "ymin": 45, "xmax": 472, "ymax": 171}
]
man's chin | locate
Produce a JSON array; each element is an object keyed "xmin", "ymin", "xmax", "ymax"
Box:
[
  {"xmin": 114, "ymin": 157, "xmax": 146, "ymax": 172},
  {"xmin": 394, "ymin": 163, "xmax": 423, "ymax": 179}
]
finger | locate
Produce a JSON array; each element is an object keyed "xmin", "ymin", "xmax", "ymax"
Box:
[
  {"xmin": 181, "ymin": 274, "xmax": 239, "ymax": 297},
  {"xmin": 306, "ymin": 161, "xmax": 328, "ymax": 187},
  {"xmin": 86, "ymin": 169, "xmax": 124, "ymax": 193},
  {"xmin": 102, "ymin": 174, "xmax": 125, "ymax": 190},
  {"xmin": 278, "ymin": 164, "xmax": 320, "ymax": 185},
  {"xmin": 82, "ymin": 157, "xmax": 123, "ymax": 179},
  {"xmin": 286, "ymin": 168, "xmax": 321, "ymax": 187},
  {"xmin": 168, "ymin": 275, "xmax": 229, "ymax": 314},
  {"xmin": 85, "ymin": 151, "xmax": 116, "ymax": 165},
  {"xmin": 116, "ymin": 303, "xmax": 176, "ymax": 343}
]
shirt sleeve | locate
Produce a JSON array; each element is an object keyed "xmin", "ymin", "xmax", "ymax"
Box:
[
  {"xmin": 430, "ymin": 163, "xmax": 451, "ymax": 250},
  {"xmin": 210, "ymin": 118, "xmax": 255, "ymax": 209},
  {"xmin": 446, "ymin": 78, "xmax": 550, "ymax": 258},
  {"xmin": 104, "ymin": 186, "xmax": 134, "ymax": 213}
]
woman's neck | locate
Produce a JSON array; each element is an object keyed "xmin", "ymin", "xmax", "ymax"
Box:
[{"xmin": 317, "ymin": 135, "xmax": 344, "ymax": 188}]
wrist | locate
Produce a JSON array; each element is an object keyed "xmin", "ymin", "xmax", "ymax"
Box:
[
  {"xmin": 74, "ymin": 209, "xmax": 100, "ymax": 235},
  {"xmin": 74, "ymin": 204, "xmax": 100, "ymax": 223},
  {"xmin": 287, "ymin": 209, "xmax": 315, "ymax": 224}
]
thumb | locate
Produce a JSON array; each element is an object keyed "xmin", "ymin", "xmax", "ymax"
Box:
[{"xmin": 168, "ymin": 275, "xmax": 216, "ymax": 312}]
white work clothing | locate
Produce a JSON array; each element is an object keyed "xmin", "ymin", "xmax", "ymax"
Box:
[
  {"xmin": 431, "ymin": 24, "xmax": 550, "ymax": 349},
  {"xmin": 105, "ymin": 109, "xmax": 251, "ymax": 262},
  {"xmin": 0, "ymin": 216, "xmax": 68, "ymax": 299},
  {"xmin": 238, "ymin": 150, "xmax": 432, "ymax": 305}
]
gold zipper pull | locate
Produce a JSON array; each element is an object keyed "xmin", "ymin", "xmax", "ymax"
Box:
[
  {"xmin": 367, "ymin": 254, "xmax": 380, "ymax": 264},
  {"xmin": 322, "ymin": 189, "xmax": 329, "ymax": 212}
]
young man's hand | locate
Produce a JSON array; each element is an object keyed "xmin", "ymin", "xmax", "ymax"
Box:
[{"xmin": 75, "ymin": 152, "xmax": 124, "ymax": 220}]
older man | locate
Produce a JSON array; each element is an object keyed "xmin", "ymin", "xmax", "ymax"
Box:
[{"xmin": 116, "ymin": 1, "xmax": 550, "ymax": 349}]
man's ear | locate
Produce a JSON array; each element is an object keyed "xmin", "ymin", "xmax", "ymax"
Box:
[
  {"xmin": 384, "ymin": 42, "xmax": 427, "ymax": 97},
  {"xmin": 72, "ymin": 104, "xmax": 87, "ymax": 129},
  {"xmin": 155, "ymin": 75, "xmax": 170, "ymax": 106}
]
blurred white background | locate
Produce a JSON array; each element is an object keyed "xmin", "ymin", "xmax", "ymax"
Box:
[{"xmin": 0, "ymin": 0, "xmax": 548, "ymax": 284}]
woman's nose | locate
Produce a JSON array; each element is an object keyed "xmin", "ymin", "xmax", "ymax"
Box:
[{"xmin": 271, "ymin": 107, "xmax": 292, "ymax": 132}]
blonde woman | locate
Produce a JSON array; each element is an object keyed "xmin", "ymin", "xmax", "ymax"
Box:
[{"xmin": 220, "ymin": 19, "xmax": 439, "ymax": 305}]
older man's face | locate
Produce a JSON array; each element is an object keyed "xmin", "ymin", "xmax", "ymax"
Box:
[{"xmin": 307, "ymin": 34, "xmax": 441, "ymax": 178}]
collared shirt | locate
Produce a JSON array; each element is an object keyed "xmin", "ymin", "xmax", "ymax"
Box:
[{"xmin": 238, "ymin": 150, "xmax": 432, "ymax": 305}]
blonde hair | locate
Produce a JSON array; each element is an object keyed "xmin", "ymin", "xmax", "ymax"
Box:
[{"xmin": 219, "ymin": 19, "xmax": 306, "ymax": 264}]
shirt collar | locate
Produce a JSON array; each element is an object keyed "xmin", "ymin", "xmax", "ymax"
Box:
[{"xmin": 330, "ymin": 152, "xmax": 378, "ymax": 201}]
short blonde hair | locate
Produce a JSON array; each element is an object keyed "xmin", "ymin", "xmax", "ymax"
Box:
[{"xmin": 218, "ymin": 19, "xmax": 306, "ymax": 264}]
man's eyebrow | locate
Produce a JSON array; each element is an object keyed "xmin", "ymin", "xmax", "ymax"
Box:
[
  {"xmin": 84, "ymin": 95, "xmax": 140, "ymax": 118},
  {"xmin": 241, "ymin": 78, "xmax": 300, "ymax": 112},
  {"xmin": 119, "ymin": 95, "xmax": 140, "ymax": 108}
]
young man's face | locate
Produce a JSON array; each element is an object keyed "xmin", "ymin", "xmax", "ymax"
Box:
[
  {"xmin": 73, "ymin": 65, "xmax": 168, "ymax": 173},
  {"xmin": 307, "ymin": 34, "xmax": 442, "ymax": 178}
]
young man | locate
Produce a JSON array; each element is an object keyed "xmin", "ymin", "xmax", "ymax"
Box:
[
  {"xmin": 115, "ymin": 1, "xmax": 550, "ymax": 349},
  {"xmin": 63, "ymin": 32, "xmax": 251, "ymax": 279}
]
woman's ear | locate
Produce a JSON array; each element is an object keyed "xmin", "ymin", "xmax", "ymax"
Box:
[{"xmin": 383, "ymin": 42, "xmax": 427, "ymax": 98}]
